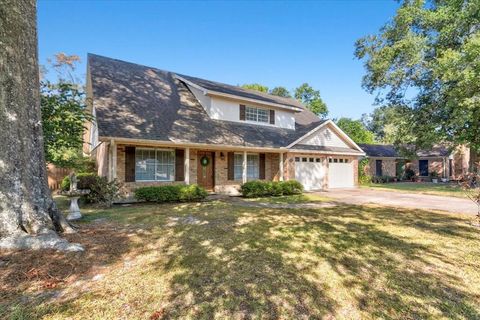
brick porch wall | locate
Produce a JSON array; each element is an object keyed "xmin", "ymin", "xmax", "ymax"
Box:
[{"xmin": 114, "ymin": 145, "xmax": 283, "ymax": 196}]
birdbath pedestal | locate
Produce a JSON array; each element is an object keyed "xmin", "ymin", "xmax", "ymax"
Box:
[{"xmin": 59, "ymin": 173, "xmax": 90, "ymax": 221}]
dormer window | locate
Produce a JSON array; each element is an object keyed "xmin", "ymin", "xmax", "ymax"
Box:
[
  {"xmin": 246, "ymin": 106, "xmax": 269, "ymax": 123},
  {"xmin": 240, "ymin": 104, "xmax": 275, "ymax": 125}
]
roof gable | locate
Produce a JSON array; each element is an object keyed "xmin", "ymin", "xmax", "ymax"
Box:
[{"xmin": 288, "ymin": 121, "xmax": 364, "ymax": 154}]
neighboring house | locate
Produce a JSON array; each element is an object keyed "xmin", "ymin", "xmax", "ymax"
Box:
[
  {"xmin": 358, "ymin": 144, "xmax": 470, "ymax": 180},
  {"xmin": 83, "ymin": 54, "xmax": 365, "ymax": 195}
]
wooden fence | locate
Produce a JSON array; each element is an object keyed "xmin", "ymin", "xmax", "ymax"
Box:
[{"xmin": 47, "ymin": 164, "xmax": 70, "ymax": 191}]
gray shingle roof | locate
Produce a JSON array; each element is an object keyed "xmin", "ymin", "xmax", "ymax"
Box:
[
  {"xmin": 358, "ymin": 144, "xmax": 451, "ymax": 158},
  {"xmin": 177, "ymin": 74, "xmax": 304, "ymax": 110},
  {"xmin": 88, "ymin": 54, "xmax": 324, "ymax": 148}
]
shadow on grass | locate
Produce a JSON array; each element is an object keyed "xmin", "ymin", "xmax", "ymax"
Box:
[
  {"xmin": 2, "ymin": 200, "xmax": 479, "ymax": 319},
  {"xmin": 151, "ymin": 202, "xmax": 480, "ymax": 319}
]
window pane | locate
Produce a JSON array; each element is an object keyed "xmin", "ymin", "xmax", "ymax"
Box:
[
  {"xmin": 245, "ymin": 106, "xmax": 269, "ymax": 123},
  {"xmin": 247, "ymin": 154, "xmax": 259, "ymax": 180},
  {"xmin": 257, "ymin": 109, "xmax": 269, "ymax": 123},
  {"xmin": 234, "ymin": 154, "xmax": 243, "ymax": 180},
  {"xmin": 156, "ymin": 150, "xmax": 175, "ymax": 181},
  {"xmin": 135, "ymin": 149, "xmax": 156, "ymax": 181},
  {"xmin": 245, "ymin": 107, "xmax": 257, "ymax": 121}
]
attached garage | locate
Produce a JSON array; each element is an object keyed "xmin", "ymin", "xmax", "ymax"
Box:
[
  {"xmin": 287, "ymin": 120, "xmax": 366, "ymax": 191},
  {"xmin": 328, "ymin": 158, "xmax": 354, "ymax": 188},
  {"xmin": 294, "ymin": 156, "xmax": 325, "ymax": 191}
]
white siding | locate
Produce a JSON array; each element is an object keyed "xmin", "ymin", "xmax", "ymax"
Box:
[
  {"xmin": 299, "ymin": 126, "xmax": 351, "ymax": 148},
  {"xmin": 210, "ymin": 97, "xmax": 295, "ymax": 129},
  {"xmin": 187, "ymin": 82, "xmax": 296, "ymax": 130}
]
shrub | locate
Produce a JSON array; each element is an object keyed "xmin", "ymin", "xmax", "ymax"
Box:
[
  {"xmin": 134, "ymin": 184, "xmax": 208, "ymax": 203},
  {"xmin": 280, "ymin": 180, "xmax": 303, "ymax": 195},
  {"xmin": 60, "ymin": 172, "xmax": 97, "ymax": 191},
  {"xmin": 241, "ymin": 180, "xmax": 304, "ymax": 198},
  {"xmin": 61, "ymin": 173, "xmax": 120, "ymax": 207},
  {"xmin": 405, "ymin": 168, "xmax": 415, "ymax": 180},
  {"xmin": 84, "ymin": 177, "xmax": 121, "ymax": 207}
]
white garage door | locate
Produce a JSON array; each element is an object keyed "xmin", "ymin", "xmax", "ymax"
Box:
[
  {"xmin": 295, "ymin": 156, "xmax": 325, "ymax": 191},
  {"xmin": 328, "ymin": 158, "xmax": 354, "ymax": 188}
]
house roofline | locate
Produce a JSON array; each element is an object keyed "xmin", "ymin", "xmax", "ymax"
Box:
[
  {"xmin": 174, "ymin": 74, "xmax": 303, "ymax": 112},
  {"xmin": 99, "ymin": 136, "xmax": 365, "ymax": 156},
  {"xmin": 286, "ymin": 120, "xmax": 365, "ymax": 153}
]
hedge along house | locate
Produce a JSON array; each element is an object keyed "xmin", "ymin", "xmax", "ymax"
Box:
[
  {"xmin": 83, "ymin": 54, "xmax": 365, "ymax": 196},
  {"xmin": 358, "ymin": 144, "xmax": 470, "ymax": 181}
]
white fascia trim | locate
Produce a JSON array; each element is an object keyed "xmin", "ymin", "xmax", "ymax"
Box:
[
  {"xmin": 286, "ymin": 120, "xmax": 365, "ymax": 154},
  {"xmin": 99, "ymin": 136, "xmax": 287, "ymax": 153},
  {"xmin": 173, "ymin": 74, "xmax": 303, "ymax": 113},
  {"xmin": 174, "ymin": 75, "xmax": 208, "ymax": 95},
  {"xmin": 289, "ymin": 149, "xmax": 365, "ymax": 157}
]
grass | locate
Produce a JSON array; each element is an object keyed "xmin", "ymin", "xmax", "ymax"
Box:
[
  {"xmin": 1, "ymin": 197, "xmax": 480, "ymax": 319},
  {"xmin": 242, "ymin": 193, "xmax": 332, "ymax": 204},
  {"xmin": 362, "ymin": 181, "xmax": 468, "ymax": 198}
]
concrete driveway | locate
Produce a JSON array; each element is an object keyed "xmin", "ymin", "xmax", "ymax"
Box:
[{"xmin": 318, "ymin": 188, "xmax": 478, "ymax": 215}]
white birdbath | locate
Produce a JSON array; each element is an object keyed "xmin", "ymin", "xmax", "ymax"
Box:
[{"xmin": 59, "ymin": 172, "xmax": 90, "ymax": 221}]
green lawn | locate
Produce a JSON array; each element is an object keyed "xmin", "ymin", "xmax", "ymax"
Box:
[
  {"xmin": 362, "ymin": 181, "xmax": 468, "ymax": 198},
  {"xmin": 242, "ymin": 193, "xmax": 332, "ymax": 204},
  {"xmin": 1, "ymin": 198, "xmax": 480, "ymax": 319}
]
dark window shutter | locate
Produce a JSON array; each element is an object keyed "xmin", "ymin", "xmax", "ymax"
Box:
[
  {"xmin": 125, "ymin": 146, "xmax": 136, "ymax": 182},
  {"xmin": 228, "ymin": 152, "xmax": 234, "ymax": 180},
  {"xmin": 175, "ymin": 149, "xmax": 185, "ymax": 181},
  {"xmin": 269, "ymin": 110, "xmax": 275, "ymax": 125},
  {"xmin": 259, "ymin": 153, "xmax": 265, "ymax": 179},
  {"xmin": 239, "ymin": 104, "xmax": 246, "ymax": 121}
]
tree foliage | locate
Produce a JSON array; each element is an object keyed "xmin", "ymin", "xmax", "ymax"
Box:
[
  {"xmin": 241, "ymin": 83, "xmax": 269, "ymax": 93},
  {"xmin": 294, "ymin": 83, "xmax": 328, "ymax": 118},
  {"xmin": 270, "ymin": 86, "xmax": 292, "ymax": 98},
  {"xmin": 336, "ymin": 117, "xmax": 375, "ymax": 144},
  {"xmin": 355, "ymin": 0, "xmax": 480, "ymax": 152},
  {"xmin": 40, "ymin": 54, "xmax": 92, "ymax": 168},
  {"xmin": 361, "ymin": 105, "xmax": 411, "ymax": 144}
]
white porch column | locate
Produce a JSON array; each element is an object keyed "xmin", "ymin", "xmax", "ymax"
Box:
[
  {"xmin": 184, "ymin": 147, "xmax": 190, "ymax": 184},
  {"xmin": 111, "ymin": 139, "xmax": 117, "ymax": 181},
  {"xmin": 279, "ymin": 152, "xmax": 284, "ymax": 181},
  {"xmin": 242, "ymin": 151, "xmax": 247, "ymax": 183}
]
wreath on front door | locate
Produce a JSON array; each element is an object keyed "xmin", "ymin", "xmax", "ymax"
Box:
[{"xmin": 200, "ymin": 156, "xmax": 210, "ymax": 167}]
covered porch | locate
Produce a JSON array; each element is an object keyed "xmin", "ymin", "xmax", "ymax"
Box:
[{"xmin": 99, "ymin": 140, "xmax": 289, "ymax": 196}]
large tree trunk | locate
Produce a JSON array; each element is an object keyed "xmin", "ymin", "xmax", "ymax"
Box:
[{"xmin": 0, "ymin": 0, "xmax": 82, "ymax": 251}]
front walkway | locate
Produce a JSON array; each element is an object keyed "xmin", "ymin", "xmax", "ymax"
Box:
[{"xmin": 318, "ymin": 188, "xmax": 478, "ymax": 215}]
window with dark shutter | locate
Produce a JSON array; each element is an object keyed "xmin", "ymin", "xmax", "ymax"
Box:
[
  {"xmin": 228, "ymin": 152, "xmax": 234, "ymax": 180},
  {"xmin": 125, "ymin": 146, "xmax": 136, "ymax": 182},
  {"xmin": 175, "ymin": 149, "xmax": 185, "ymax": 181},
  {"xmin": 269, "ymin": 110, "xmax": 275, "ymax": 125},
  {"xmin": 259, "ymin": 153, "xmax": 265, "ymax": 179},
  {"xmin": 239, "ymin": 104, "xmax": 246, "ymax": 121}
]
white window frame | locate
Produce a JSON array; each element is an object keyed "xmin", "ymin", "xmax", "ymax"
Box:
[
  {"xmin": 135, "ymin": 148, "xmax": 175, "ymax": 182},
  {"xmin": 246, "ymin": 154, "xmax": 260, "ymax": 180},
  {"xmin": 245, "ymin": 105, "xmax": 269, "ymax": 124},
  {"xmin": 233, "ymin": 152, "xmax": 260, "ymax": 181},
  {"xmin": 233, "ymin": 153, "xmax": 243, "ymax": 181}
]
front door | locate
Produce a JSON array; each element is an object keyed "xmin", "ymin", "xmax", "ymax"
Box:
[
  {"xmin": 419, "ymin": 160, "xmax": 429, "ymax": 177},
  {"xmin": 376, "ymin": 160, "xmax": 383, "ymax": 176},
  {"xmin": 197, "ymin": 151, "xmax": 214, "ymax": 190}
]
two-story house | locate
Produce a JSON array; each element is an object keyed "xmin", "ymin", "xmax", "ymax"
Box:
[{"xmin": 83, "ymin": 54, "xmax": 365, "ymax": 195}]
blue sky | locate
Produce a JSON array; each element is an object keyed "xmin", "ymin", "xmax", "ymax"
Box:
[{"xmin": 38, "ymin": 1, "xmax": 399, "ymax": 120}]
